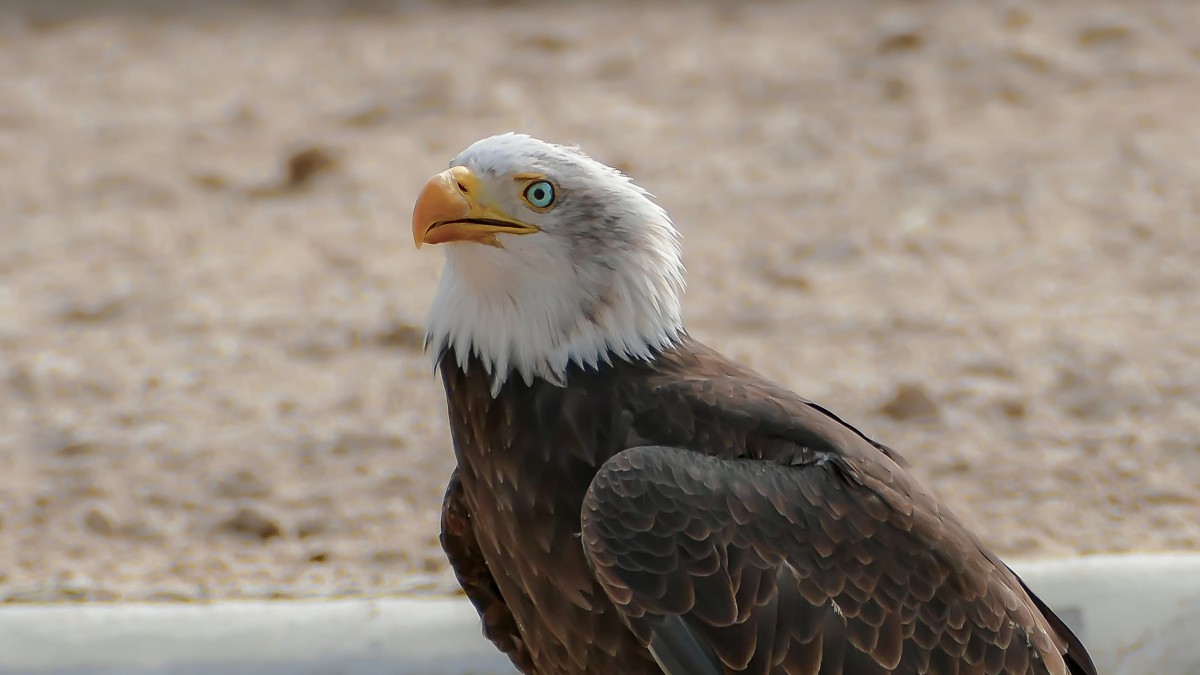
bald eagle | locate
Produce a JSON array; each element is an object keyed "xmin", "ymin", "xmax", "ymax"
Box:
[{"xmin": 412, "ymin": 133, "xmax": 1096, "ymax": 675}]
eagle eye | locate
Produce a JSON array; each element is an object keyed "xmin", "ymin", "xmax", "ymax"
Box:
[{"xmin": 522, "ymin": 180, "xmax": 556, "ymax": 210}]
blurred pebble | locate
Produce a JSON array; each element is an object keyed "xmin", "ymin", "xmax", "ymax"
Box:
[
  {"xmin": 216, "ymin": 508, "xmax": 282, "ymax": 541},
  {"xmin": 879, "ymin": 383, "xmax": 942, "ymax": 422}
]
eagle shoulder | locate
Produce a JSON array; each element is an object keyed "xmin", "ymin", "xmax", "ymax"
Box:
[{"xmin": 577, "ymin": 339, "xmax": 1095, "ymax": 674}]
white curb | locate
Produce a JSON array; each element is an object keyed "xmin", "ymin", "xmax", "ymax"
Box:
[
  {"xmin": 0, "ymin": 597, "xmax": 514, "ymax": 675},
  {"xmin": 1011, "ymin": 553, "xmax": 1200, "ymax": 674},
  {"xmin": 1, "ymin": 553, "xmax": 1197, "ymax": 674}
]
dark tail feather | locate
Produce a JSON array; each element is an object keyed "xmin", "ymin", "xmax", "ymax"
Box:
[
  {"xmin": 1008, "ymin": 565, "xmax": 1098, "ymax": 675},
  {"xmin": 647, "ymin": 615, "xmax": 723, "ymax": 675}
]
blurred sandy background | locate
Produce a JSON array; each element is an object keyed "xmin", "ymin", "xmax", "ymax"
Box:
[{"xmin": 1, "ymin": 0, "xmax": 1198, "ymax": 602}]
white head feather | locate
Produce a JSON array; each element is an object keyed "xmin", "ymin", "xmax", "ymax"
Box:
[{"xmin": 422, "ymin": 133, "xmax": 686, "ymax": 396}]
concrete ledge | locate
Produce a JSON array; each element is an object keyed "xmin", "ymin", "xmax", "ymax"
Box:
[
  {"xmin": 1, "ymin": 553, "xmax": 1198, "ymax": 674},
  {"xmin": 0, "ymin": 597, "xmax": 514, "ymax": 675}
]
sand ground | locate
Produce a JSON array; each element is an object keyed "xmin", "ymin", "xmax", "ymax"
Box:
[{"xmin": 0, "ymin": 0, "xmax": 1198, "ymax": 602}]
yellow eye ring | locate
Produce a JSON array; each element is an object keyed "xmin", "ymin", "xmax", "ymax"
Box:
[{"xmin": 522, "ymin": 180, "xmax": 556, "ymax": 210}]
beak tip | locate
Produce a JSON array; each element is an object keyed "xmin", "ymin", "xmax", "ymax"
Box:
[{"xmin": 412, "ymin": 170, "xmax": 469, "ymax": 250}]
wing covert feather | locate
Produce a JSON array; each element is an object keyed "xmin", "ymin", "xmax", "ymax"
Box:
[{"xmin": 580, "ymin": 445, "xmax": 1091, "ymax": 675}]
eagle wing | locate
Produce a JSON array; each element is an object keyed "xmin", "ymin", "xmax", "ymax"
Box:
[
  {"xmin": 579, "ymin": 349, "xmax": 1096, "ymax": 675},
  {"xmin": 440, "ymin": 470, "xmax": 536, "ymax": 674}
]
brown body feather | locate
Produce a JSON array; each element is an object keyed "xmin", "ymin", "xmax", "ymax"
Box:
[{"xmin": 438, "ymin": 336, "xmax": 1096, "ymax": 675}]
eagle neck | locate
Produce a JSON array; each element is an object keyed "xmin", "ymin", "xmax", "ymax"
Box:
[{"xmin": 425, "ymin": 245, "xmax": 685, "ymax": 397}]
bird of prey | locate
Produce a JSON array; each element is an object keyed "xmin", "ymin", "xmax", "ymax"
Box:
[{"xmin": 411, "ymin": 133, "xmax": 1096, "ymax": 675}]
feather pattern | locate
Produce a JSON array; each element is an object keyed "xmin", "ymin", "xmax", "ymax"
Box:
[{"xmin": 438, "ymin": 339, "xmax": 1096, "ymax": 675}]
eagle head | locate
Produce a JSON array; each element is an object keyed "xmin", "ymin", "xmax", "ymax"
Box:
[{"xmin": 412, "ymin": 133, "xmax": 686, "ymax": 395}]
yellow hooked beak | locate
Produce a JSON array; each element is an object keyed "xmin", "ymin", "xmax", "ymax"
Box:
[{"xmin": 412, "ymin": 166, "xmax": 540, "ymax": 248}]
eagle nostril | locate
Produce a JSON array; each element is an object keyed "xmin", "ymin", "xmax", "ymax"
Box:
[{"xmin": 456, "ymin": 181, "xmax": 468, "ymax": 194}]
